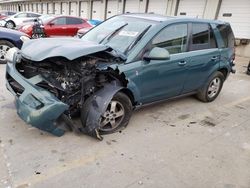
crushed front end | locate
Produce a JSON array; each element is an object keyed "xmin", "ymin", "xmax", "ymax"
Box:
[{"xmin": 5, "ymin": 47, "xmax": 127, "ymax": 139}]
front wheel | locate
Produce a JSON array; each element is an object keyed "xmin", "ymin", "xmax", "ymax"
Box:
[
  {"xmin": 0, "ymin": 40, "xmax": 15, "ymax": 64},
  {"xmin": 196, "ymin": 71, "xmax": 225, "ymax": 102},
  {"xmin": 5, "ymin": 21, "xmax": 15, "ymax": 29},
  {"xmin": 99, "ymin": 92, "xmax": 132, "ymax": 134}
]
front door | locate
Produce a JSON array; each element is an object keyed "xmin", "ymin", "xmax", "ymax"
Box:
[{"xmin": 140, "ymin": 23, "xmax": 190, "ymax": 103}]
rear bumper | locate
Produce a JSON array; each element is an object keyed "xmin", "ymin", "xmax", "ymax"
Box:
[{"xmin": 6, "ymin": 61, "xmax": 69, "ymax": 136}]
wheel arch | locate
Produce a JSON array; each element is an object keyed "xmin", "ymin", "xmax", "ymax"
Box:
[
  {"xmin": 119, "ymin": 88, "xmax": 136, "ymax": 106},
  {"xmin": 217, "ymin": 67, "xmax": 229, "ymax": 79},
  {"xmin": 0, "ymin": 38, "xmax": 16, "ymax": 46},
  {"xmin": 6, "ymin": 20, "xmax": 16, "ymax": 27}
]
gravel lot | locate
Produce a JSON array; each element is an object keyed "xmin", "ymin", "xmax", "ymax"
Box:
[{"xmin": 0, "ymin": 56, "xmax": 250, "ymax": 188}]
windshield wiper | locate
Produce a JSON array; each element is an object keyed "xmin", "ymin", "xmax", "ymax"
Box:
[
  {"xmin": 99, "ymin": 23, "xmax": 128, "ymax": 44},
  {"xmin": 106, "ymin": 44, "xmax": 127, "ymax": 61},
  {"xmin": 124, "ymin": 25, "xmax": 152, "ymax": 54}
]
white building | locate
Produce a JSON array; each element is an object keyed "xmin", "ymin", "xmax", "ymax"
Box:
[{"xmin": 0, "ymin": 0, "xmax": 250, "ymax": 57}]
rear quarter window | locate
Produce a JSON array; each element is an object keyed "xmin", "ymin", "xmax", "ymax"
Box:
[{"xmin": 216, "ymin": 24, "xmax": 235, "ymax": 48}]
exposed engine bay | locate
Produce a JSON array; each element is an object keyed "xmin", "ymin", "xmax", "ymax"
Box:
[{"xmin": 14, "ymin": 50, "xmax": 128, "ymax": 140}]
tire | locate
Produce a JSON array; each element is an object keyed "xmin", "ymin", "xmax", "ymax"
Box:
[
  {"xmin": 247, "ymin": 61, "xmax": 250, "ymax": 75},
  {"xmin": 81, "ymin": 92, "xmax": 133, "ymax": 135},
  {"xmin": 196, "ymin": 71, "xmax": 225, "ymax": 102},
  {"xmin": 0, "ymin": 40, "xmax": 15, "ymax": 64},
  {"xmin": 5, "ymin": 21, "xmax": 15, "ymax": 29}
]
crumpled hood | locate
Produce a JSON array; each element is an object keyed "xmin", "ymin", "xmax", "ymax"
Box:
[{"xmin": 21, "ymin": 38, "xmax": 109, "ymax": 61}]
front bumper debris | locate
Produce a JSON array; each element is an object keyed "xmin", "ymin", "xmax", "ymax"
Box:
[
  {"xmin": 6, "ymin": 61, "xmax": 69, "ymax": 136},
  {"xmin": 6, "ymin": 60, "xmax": 125, "ymax": 140}
]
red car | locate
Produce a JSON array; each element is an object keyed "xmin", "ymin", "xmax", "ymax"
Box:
[{"xmin": 19, "ymin": 15, "xmax": 92, "ymax": 37}]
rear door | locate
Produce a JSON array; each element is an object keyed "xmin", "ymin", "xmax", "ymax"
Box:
[
  {"xmin": 66, "ymin": 17, "xmax": 85, "ymax": 36},
  {"xmin": 182, "ymin": 23, "xmax": 220, "ymax": 93}
]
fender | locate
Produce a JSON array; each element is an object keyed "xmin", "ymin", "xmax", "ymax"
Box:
[{"xmin": 80, "ymin": 80, "xmax": 124, "ymax": 140}]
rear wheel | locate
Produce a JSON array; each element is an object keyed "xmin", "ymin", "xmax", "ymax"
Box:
[
  {"xmin": 0, "ymin": 40, "xmax": 15, "ymax": 64},
  {"xmin": 196, "ymin": 71, "xmax": 225, "ymax": 102}
]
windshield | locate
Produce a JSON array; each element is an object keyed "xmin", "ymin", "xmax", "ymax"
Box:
[{"xmin": 82, "ymin": 16, "xmax": 155, "ymax": 54}]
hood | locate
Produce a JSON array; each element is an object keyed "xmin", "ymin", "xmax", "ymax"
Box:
[
  {"xmin": 0, "ymin": 27, "xmax": 27, "ymax": 36},
  {"xmin": 21, "ymin": 38, "xmax": 109, "ymax": 61}
]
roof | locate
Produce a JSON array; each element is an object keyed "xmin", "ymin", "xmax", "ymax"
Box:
[
  {"xmin": 122, "ymin": 13, "xmax": 226, "ymax": 25},
  {"xmin": 123, "ymin": 13, "xmax": 173, "ymax": 22}
]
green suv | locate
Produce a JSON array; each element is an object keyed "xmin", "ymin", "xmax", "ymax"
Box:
[{"xmin": 5, "ymin": 14, "xmax": 235, "ymax": 140}]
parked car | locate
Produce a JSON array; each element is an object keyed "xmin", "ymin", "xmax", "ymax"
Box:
[
  {"xmin": 88, "ymin": 19, "xmax": 102, "ymax": 26},
  {"xmin": 76, "ymin": 27, "xmax": 92, "ymax": 38},
  {"xmin": 0, "ymin": 27, "xmax": 30, "ymax": 64},
  {"xmin": 19, "ymin": 15, "xmax": 92, "ymax": 37},
  {"xmin": 4, "ymin": 12, "xmax": 41, "ymax": 29},
  {"xmin": 77, "ymin": 19, "xmax": 102, "ymax": 38},
  {"xmin": 0, "ymin": 11, "xmax": 16, "ymax": 20},
  {"xmin": 5, "ymin": 14, "xmax": 235, "ymax": 139}
]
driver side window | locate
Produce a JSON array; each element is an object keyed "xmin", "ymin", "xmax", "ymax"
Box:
[
  {"xmin": 152, "ymin": 24, "xmax": 188, "ymax": 55},
  {"xmin": 51, "ymin": 17, "xmax": 66, "ymax": 25}
]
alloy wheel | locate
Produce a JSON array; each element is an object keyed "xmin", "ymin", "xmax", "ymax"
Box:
[
  {"xmin": 207, "ymin": 77, "xmax": 221, "ymax": 98},
  {"xmin": 6, "ymin": 22, "xmax": 14, "ymax": 29},
  {"xmin": 100, "ymin": 100, "xmax": 125, "ymax": 132}
]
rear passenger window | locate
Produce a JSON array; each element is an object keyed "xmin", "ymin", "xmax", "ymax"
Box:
[
  {"xmin": 66, "ymin": 17, "xmax": 83, "ymax": 25},
  {"xmin": 152, "ymin": 24, "xmax": 188, "ymax": 55},
  {"xmin": 217, "ymin": 24, "xmax": 235, "ymax": 48},
  {"xmin": 190, "ymin": 23, "xmax": 217, "ymax": 51}
]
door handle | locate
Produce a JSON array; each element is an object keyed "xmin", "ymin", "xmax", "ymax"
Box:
[
  {"xmin": 211, "ymin": 56, "xmax": 219, "ymax": 61},
  {"xmin": 178, "ymin": 61, "xmax": 187, "ymax": 66}
]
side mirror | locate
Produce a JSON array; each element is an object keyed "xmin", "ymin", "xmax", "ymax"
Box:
[
  {"xmin": 48, "ymin": 22, "xmax": 55, "ymax": 26},
  {"xmin": 143, "ymin": 47, "xmax": 170, "ymax": 61}
]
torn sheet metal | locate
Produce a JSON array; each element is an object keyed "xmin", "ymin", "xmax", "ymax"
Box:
[{"xmin": 80, "ymin": 80, "xmax": 123, "ymax": 140}]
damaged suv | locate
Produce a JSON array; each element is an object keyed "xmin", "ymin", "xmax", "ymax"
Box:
[{"xmin": 6, "ymin": 14, "xmax": 235, "ymax": 140}]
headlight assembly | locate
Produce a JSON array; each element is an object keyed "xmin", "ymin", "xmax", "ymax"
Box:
[
  {"xmin": 6, "ymin": 47, "xmax": 19, "ymax": 63},
  {"xmin": 20, "ymin": 35, "xmax": 30, "ymax": 43}
]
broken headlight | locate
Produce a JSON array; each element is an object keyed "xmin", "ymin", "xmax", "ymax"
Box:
[
  {"xmin": 6, "ymin": 47, "xmax": 18, "ymax": 63},
  {"xmin": 20, "ymin": 35, "xmax": 30, "ymax": 43},
  {"xmin": 5, "ymin": 47, "xmax": 21, "ymax": 63}
]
